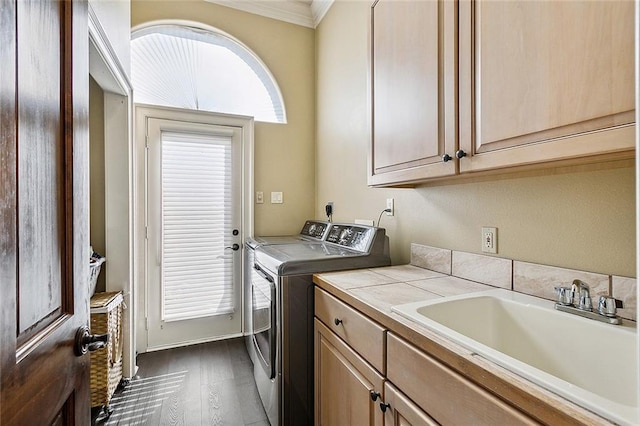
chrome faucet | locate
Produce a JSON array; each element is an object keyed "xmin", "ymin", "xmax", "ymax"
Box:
[
  {"xmin": 554, "ymin": 279, "xmax": 623, "ymax": 325},
  {"xmin": 570, "ymin": 279, "xmax": 592, "ymax": 311}
]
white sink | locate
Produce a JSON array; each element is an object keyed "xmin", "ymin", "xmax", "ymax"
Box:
[{"xmin": 391, "ymin": 288, "xmax": 638, "ymax": 425}]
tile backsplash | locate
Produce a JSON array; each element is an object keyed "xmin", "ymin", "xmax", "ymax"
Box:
[
  {"xmin": 410, "ymin": 244, "xmax": 451, "ymax": 275},
  {"xmin": 452, "ymin": 251, "xmax": 511, "ymax": 289},
  {"xmin": 410, "ymin": 243, "xmax": 637, "ymax": 322},
  {"xmin": 513, "ymin": 261, "xmax": 609, "ymax": 303},
  {"xmin": 612, "ymin": 275, "xmax": 638, "ymax": 321}
]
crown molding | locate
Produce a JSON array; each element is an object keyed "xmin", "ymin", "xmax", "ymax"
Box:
[
  {"xmin": 310, "ymin": 0, "xmax": 333, "ymax": 27},
  {"xmin": 204, "ymin": 0, "xmax": 333, "ymax": 28}
]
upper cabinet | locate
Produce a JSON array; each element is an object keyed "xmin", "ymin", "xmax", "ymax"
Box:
[
  {"xmin": 368, "ymin": 0, "xmax": 457, "ymax": 186},
  {"xmin": 369, "ymin": 0, "xmax": 635, "ymax": 187},
  {"xmin": 458, "ymin": 0, "xmax": 635, "ymax": 173}
]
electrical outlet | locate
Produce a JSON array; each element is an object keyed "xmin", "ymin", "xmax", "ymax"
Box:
[
  {"xmin": 325, "ymin": 202, "xmax": 333, "ymax": 219},
  {"xmin": 482, "ymin": 227, "xmax": 497, "ymax": 254},
  {"xmin": 386, "ymin": 198, "xmax": 394, "ymax": 216}
]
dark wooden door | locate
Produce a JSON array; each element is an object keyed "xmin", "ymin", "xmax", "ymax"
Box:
[{"xmin": 1, "ymin": 0, "xmax": 91, "ymax": 424}]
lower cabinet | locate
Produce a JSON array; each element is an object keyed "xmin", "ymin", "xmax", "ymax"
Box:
[
  {"xmin": 383, "ymin": 382, "xmax": 438, "ymax": 426},
  {"xmin": 314, "ymin": 287, "xmax": 540, "ymax": 425},
  {"xmin": 314, "ymin": 319, "xmax": 384, "ymax": 426}
]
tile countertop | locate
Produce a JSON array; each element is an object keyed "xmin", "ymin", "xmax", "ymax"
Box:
[{"xmin": 313, "ymin": 264, "xmax": 616, "ymax": 426}]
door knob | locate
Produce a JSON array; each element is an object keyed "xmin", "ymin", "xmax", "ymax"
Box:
[
  {"xmin": 442, "ymin": 153, "xmax": 453, "ymax": 162},
  {"xmin": 225, "ymin": 243, "xmax": 240, "ymax": 251},
  {"xmin": 74, "ymin": 326, "xmax": 109, "ymax": 356},
  {"xmin": 380, "ymin": 402, "xmax": 391, "ymax": 413}
]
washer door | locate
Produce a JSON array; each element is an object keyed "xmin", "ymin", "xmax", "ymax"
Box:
[{"xmin": 251, "ymin": 265, "xmax": 276, "ymax": 379}]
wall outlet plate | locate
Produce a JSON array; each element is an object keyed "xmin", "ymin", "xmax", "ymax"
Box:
[
  {"xmin": 386, "ymin": 198, "xmax": 394, "ymax": 216},
  {"xmin": 482, "ymin": 227, "xmax": 497, "ymax": 254}
]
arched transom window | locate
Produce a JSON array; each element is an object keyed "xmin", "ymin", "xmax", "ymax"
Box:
[{"xmin": 131, "ymin": 23, "xmax": 286, "ymax": 123}]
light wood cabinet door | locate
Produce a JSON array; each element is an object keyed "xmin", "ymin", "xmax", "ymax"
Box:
[
  {"xmin": 383, "ymin": 382, "xmax": 439, "ymax": 426},
  {"xmin": 368, "ymin": 0, "xmax": 457, "ymax": 186},
  {"xmin": 315, "ymin": 319, "xmax": 385, "ymax": 426},
  {"xmin": 459, "ymin": 0, "xmax": 635, "ymax": 173},
  {"xmin": 387, "ymin": 333, "xmax": 539, "ymax": 425}
]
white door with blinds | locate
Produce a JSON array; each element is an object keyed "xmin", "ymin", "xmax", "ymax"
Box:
[{"xmin": 146, "ymin": 117, "xmax": 242, "ymax": 349}]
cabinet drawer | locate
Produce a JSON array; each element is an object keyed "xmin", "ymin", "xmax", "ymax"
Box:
[
  {"xmin": 315, "ymin": 287, "xmax": 386, "ymax": 373},
  {"xmin": 387, "ymin": 333, "xmax": 539, "ymax": 425}
]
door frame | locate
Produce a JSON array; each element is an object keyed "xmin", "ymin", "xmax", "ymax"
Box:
[
  {"xmin": 88, "ymin": 4, "xmax": 136, "ymax": 379},
  {"xmin": 134, "ymin": 104, "xmax": 254, "ymax": 353}
]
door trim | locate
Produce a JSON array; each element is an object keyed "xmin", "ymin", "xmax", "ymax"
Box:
[
  {"xmin": 134, "ymin": 104, "xmax": 254, "ymax": 353},
  {"xmin": 88, "ymin": 4, "xmax": 136, "ymax": 378}
]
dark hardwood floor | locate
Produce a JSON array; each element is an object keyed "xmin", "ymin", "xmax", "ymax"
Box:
[{"xmin": 94, "ymin": 338, "xmax": 268, "ymax": 426}]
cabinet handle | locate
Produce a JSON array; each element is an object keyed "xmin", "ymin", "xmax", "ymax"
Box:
[
  {"xmin": 334, "ymin": 318, "xmax": 343, "ymax": 326},
  {"xmin": 442, "ymin": 153, "xmax": 453, "ymax": 163},
  {"xmin": 370, "ymin": 391, "xmax": 381, "ymax": 401},
  {"xmin": 455, "ymin": 149, "xmax": 467, "ymax": 159},
  {"xmin": 380, "ymin": 402, "xmax": 391, "ymax": 413}
]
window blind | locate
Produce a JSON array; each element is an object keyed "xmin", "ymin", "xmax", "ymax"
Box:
[
  {"xmin": 161, "ymin": 131, "xmax": 234, "ymax": 321},
  {"xmin": 131, "ymin": 25, "xmax": 286, "ymax": 123}
]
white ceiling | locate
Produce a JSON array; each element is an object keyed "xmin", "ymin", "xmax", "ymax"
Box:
[{"xmin": 204, "ymin": 0, "xmax": 334, "ymax": 28}]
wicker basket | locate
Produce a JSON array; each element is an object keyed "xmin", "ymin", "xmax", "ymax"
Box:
[
  {"xmin": 89, "ymin": 252, "xmax": 106, "ymax": 297},
  {"xmin": 90, "ymin": 291, "xmax": 124, "ymax": 409}
]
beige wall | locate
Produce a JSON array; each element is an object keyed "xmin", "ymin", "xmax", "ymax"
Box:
[
  {"xmin": 131, "ymin": 0, "xmax": 316, "ymax": 236},
  {"xmin": 316, "ymin": 1, "xmax": 636, "ymax": 278},
  {"xmin": 89, "ymin": 75, "xmax": 107, "ymax": 292}
]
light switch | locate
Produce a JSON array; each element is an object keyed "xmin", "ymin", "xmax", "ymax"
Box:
[
  {"xmin": 256, "ymin": 191, "xmax": 264, "ymax": 204},
  {"xmin": 271, "ymin": 191, "xmax": 283, "ymax": 204}
]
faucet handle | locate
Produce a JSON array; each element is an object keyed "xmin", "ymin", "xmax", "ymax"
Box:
[
  {"xmin": 597, "ymin": 296, "xmax": 624, "ymax": 317},
  {"xmin": 554, "ymin": 286, "xmax": 572, "ymax": 305}
]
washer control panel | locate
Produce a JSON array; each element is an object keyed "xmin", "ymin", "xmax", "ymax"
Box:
[
  {"xmin": 326, "ymin": 225, "xmax": 374, "ymax": 252},
  {"xmin": 300, "ymin": 221, "xmax": 330, "ymax": 240}
]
